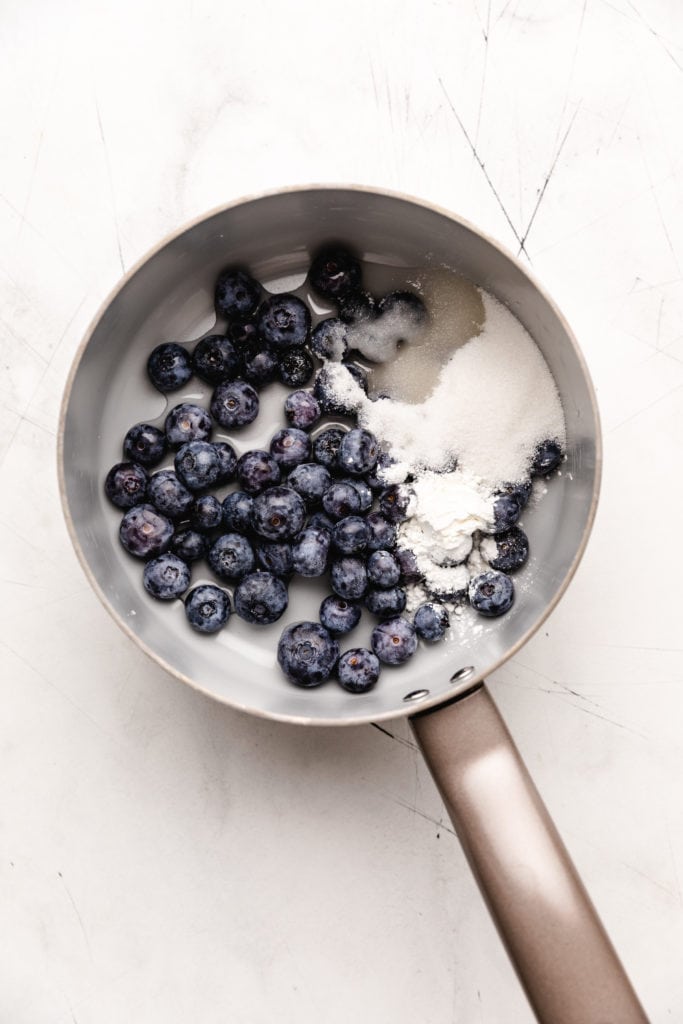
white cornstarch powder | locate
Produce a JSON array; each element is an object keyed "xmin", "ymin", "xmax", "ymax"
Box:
[{"xmin": 326, "ymin": 284, "xmax": 566, "ymax": 609}]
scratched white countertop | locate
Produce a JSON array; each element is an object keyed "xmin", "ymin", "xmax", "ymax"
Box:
[{"xmin": 1, "ymin": 1, "xmax": 682, "ymax": 1020}]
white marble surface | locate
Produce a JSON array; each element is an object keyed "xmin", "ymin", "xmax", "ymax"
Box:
[{"xmin": 1, "ymin": 0, "xmax": 682, "ymax": 1020}]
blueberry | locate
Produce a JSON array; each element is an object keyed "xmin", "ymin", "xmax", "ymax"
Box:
[
  {"xmin": 492, "ymin": 494, "xmax": 522, "ymax": 534},
  {"xmin": 309, "ymin": 245, "xmax": 362, "ymax": 301},
  {"xmin": 330, "ymin": 556, "xmax": 368, "ymax": 600},
  {"xmin": 174, "ymin": 440, "xmax": 221, "ymax": 491},
  {"xmin": 371, "ymin": 617, "xmax": 417, "ymax": 665},
  {"xmin": 313, "ymin": 366, "xmax": 364, "ymax": 415},
  {"xmin": 165, "ymin": 403, "xmax": 212, "ymax": 447},
  {"xmin": 234, "ymin": 571, "xmax": 288, "ymax": 625},
  {"xmin": 531, "ymin": 439, "xmax": 564, "ymax": 476},
  {"xmin": 338, "ymin": 428, "xmax": 380, "ymax": 476},
  {"xmin": 105, "ymin": 462, "xmax": 148, "ymax": 509},
  {"xmin": 367, "ymin": 549, "xmax": 401, "ymax": 587},
  {"xmin": 251, "ymin": 486, "xmax": 306, "ymax": 541},
  {"xmin": 284, "ymin": 390, "xmax": 321, "ymax": 431},
  {"xmin": 255, "ymin": 540, "xmax": 294, "ymax": 577},
  {"xmin": 365, "ymin": 512, "xmax": 397, "ymax": 552},
  {"xmin": 147, "ymin": 470, "xmax": 194, "ymax": 520},
  {"xmin": 119, "ymin": 503, "xmax": 174, "ymax": 559},
  {"xmin": 269, "ymin": 428, "xmax": 311, "ymax": 470},
  {"xmin": 312, "ymin": 427, "xmax": 346, "ymax": 469},
  {"xmin": 395, "ymin": 547, "xmax": 423, "ymax": 583},
  {"xmin": 143, "ymin": 553, "xmax": 191, "ymax": 600},
  {"xmin": 308, "ymin": 511, "xmax": 335, "ymax": 533},
  {"xmin": 338, "ymin": 290, "xmax": 375, "ymax": 326},
  {"xmin": 278, "ymin": 347, "xmax": 314, "ymax": 387},
  {"xmin": 414, "ymin": 602, "xmax": 449, "ymax": 642},
  {"xmin": 310, "ymin": 317, "xmax": 348, "ymax": 361},
  {"xmin": 192, "ymin": 334, "xmax": 241, "ymax": 386},
  {"xmin": 339, "ymin": 477, "xmax": 373, "ymax": 512},
  {"xmin": 210, "ymin": 380, "xmax": 259, "ymax": 429},
  {"xmin": 482, "ymin": 526, "xmax": 529, "ymax": 573},
  {"xmin": 337, "ymin": 648, "xmax": 380, "ymax": 693},
  {"xmin": 257, "ymin": 294, "xmax": 310, "ymax": 349},
  {"xmin": 208, "ymin": 533, "xmax": 255, "ymax": 581},
  {"xmin": 500, "ymin": 479, "xmax": 533, "ymax": 509},
  {"xmin": 147, "ymin": 343, "xmax": 193, "ymax": 392},
  {"xmin": 322, "ymin": 481, "xmax": 361, "ymax": 520},
  {"xmin": 379, "ymin": 484, "xmax": 413, "ymax": 523},
  {"xmin": 236, "ymin": 450, "xmax": 282, "ymax": 494},
  {"xmin": 377, "ymin": 290, "xmax": 427, "ymax": 333},
  {"xmin": 365, "ymin": 586, "xmax": 406, "ymax": 618},
  {"xmin": 277, "ymin": 621, "xmax": 339, "ymax": 687},
  {"xmin": 222, "ymin": 491, "xmax": 254, "ymax": 533},
  {"xmin": 213, "ymin": 441, "xmax": 238, "ymax": 484},
  {"xmin": 287, "ymin": 462, "xmax": 331, "ymax": 506},
  {"xmin": 185, "ymin": 584, "xmax": 231, "ymax": 633},
  {"xmin": 227, "ymin": 318, "xmax": 259, "ymax": 347},
  {"xmin": 332, "ymin": 515, "xmax": 370, "ymax": 556},
  {"xmin": 292, "ymin": 526, "xmax": 331, "ymax": 577},
  {"xmin": 319, "ymin": 595, "xmax": 362, "ymax": 636},
  {"xmin": 190, "ymin": 494, "xmax": 223, "ymax": 531},
  {"xmin": 171, "ymin": 528, "xmax": 209, "ymax": 563},
  {"xmin": 366, "ymin": 451, "xmax": 403, "ymax": 490},
  {"xmin": 215, "ymin": 267, "xmax": 261, "ymax": 320},
  {"xmin": 469, "ymin": 570, "xmax": 515, "ymax": 616},
  {"xmin": 123, "ymin": 423, "xmax": 167, "ymax": 468},
  {"xmin": 242, "ymin": 341, "xmax": 279, "ymax": 387}
]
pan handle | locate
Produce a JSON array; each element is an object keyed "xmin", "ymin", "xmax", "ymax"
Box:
[{"xmin": 410, "ymin": 682, "xmax": 649, "ymax": 1024}]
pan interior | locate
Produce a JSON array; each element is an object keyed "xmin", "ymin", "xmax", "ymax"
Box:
[{"xmin": 60, "ymin": 188, "xmax": 599, "ymax": 725}]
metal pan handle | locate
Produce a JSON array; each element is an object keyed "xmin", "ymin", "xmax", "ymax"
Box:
[{"xmin": 410, "ymin": 683, "xmax": 649, "ymax": 1024}]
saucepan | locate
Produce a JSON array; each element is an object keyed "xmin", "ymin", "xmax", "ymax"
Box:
[{"xmin": 58, "ymin": 186, "xmax": 648, "ymax": 1023}]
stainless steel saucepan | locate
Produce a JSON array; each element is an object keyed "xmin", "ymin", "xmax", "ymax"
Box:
[{"xmin": 58, "ymin": 186, "xmax": 649, "ymax": 1023}]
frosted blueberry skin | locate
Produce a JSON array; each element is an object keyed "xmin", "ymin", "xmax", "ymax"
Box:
[
  {"xmin": 292, "ymin": 526, "xmax": 331, "ymax": 577},
  {"xmin": 146, "ymin": 343, "xmax": 193, "ymax": 393},
  {"xmin": 500, "ymin": 478, "xmax": 532, "ymax": 509},
  {"xmin": 105, "ymin": 462, "xmax": 148, "ymax": 509},
  {"xmin": 208, "ymin": 533, "xmax": 256, "ymax": 582},
  {"xmin": 313, "ymin": 365, "xmax": 368, "ymax": 416},
  {"xmin": 210, "ymin": 380, "xmax": 259, "ymax": 429},
  {"xmin": 257, "ymin": 294, "xmax": 311, "ymax": 349},
  {"xmin": 174, "ymin": 440, "xmax": 221, "ymax": 492},
  {"xmin": 251, "ymin": 486, "xmax": 307, "ymax": 542},
  {"xmin": 484, "ymin": 526, "xmax": 529, "ymax": 573},
  {"xmin": 319, "ymin": 594, "xmax": 362, "ymax": 636},
  {"xmin": 213, "ymin": 442, "xmax": 238, "ymax": 485},
  {"xmin": 310, "ymin": 317, "xmax": 348, "ymax": 361},
  {"xmin": 119, "ymin": 503, "xmax": 174, "ymax": 559},
  {"xmin": 414, "ymin": 602, "xmax": 450, "ymax": 642},
  {"xmin": 531, "ymin": 439, "xmax": 564, "ymax": 476},
  {"xmin": 269, "ymin": 428, "xmax": 311, "ymax": 471},
  {"xmin": 366, "ymin": 451, "xmax": 404, "ymax": 490},
  {"xmin": 214, "ymin": 267, "xmax": 261, "ymax": 320},
  {"xmin": 322, "ymin": 481, "xmax": 361, "ymax": 520},
  {"xmin": 370, "ymin": 617, "xmax": 418, "ymax": 666},
  {"xmin": 395, "ymin": 547, "xmax": 423, "ymax": 584},
  {"xmin": 185, "ymin": 584, "xmax": 231, "ymax": 634},
  {"xmin": 192, "ymin": 334, "xmax": 241, "ymax": 386},
  {"xmin": 367, "ymin": 549, "xmax": 401, "ymax": 588},
  {"xmin": 190, "ymin": 494, "xmax": 223, "ymax": 532},
  {"xmin": 147, "ymin": 470, "xmax": 194, "ymax": 520},
  {"xmin": 377, "ymin": 290, "xmax": 427, "ymax": 331},
  {"xmin": 308, "ymin": 511, "xmax": 335, "ymax": 533},
  {"xmin": 234, "ymin": 572, "xmax": 288, "ymax": 625},
  {"xmin": 222, "ymin": 491, "xmax": 254, "ymax": 534},
  {"xmin": 278, "ymin": 347, "xmax": 314, "ymax": 388},
  {"xmin": 255, "ymin": 541, "xmax": 294, "ymax": 577},
  {"xmin": 165, "ymin": 403, "xmax": 213, "ymax": 447},
  {"xmin": 171, "ymin": 528, "xmax": 209, "ymax": 563},
  {"xmin": 331, "ymin": 516, "xmax": 370, "ymax": 556},
  {"xmin": 143, "ymin": 553, "xmax": 191, "ymax": 600},
  {"xmin": 340, "ymin": 477, "xmax": 373, "ymax": 512},
  {"xmin": 284, "ymin": 390, "xmax": 321, "ymax": 431},
  {"xmin": 309, "ymin": 245, "xmax": 362, "ymax": 301},
  {"xmin": 236, "ymin": 450, "xmax": 282, "ymax": 495},
  {"xmin": 365, "ymin": 512, "xmax": 398, "ymax": 552},
  {"xmin": 337, "ymin": 648, "xmax": 381, "ymax": 694},
  {"xmin": 365, "ymin": 586, "xmax": 407, "ymax": 618},
  {"xmin": 242, "ymin": 341, "xmax": 279, "ymax": 387},
  {"xmin": 469, "ymin": 570, "xmax": 515, "ymax": 617},
  {"xmin": 312, "ymin": 427, "xmax": 347, "ymax": 469},
  {"xmin": 337, "ymin": 289, "xmax": 376, "ymax": 326},
  {"xmin": 123, "ymin": 423, "xmax": 167, "ymax": 468},
  {"xmin": 287, "ymin": 463, "xmax": 331, "ymax": 506},
  {"xmin": 491, "ymin": 493, "xmax": 522, "ymax": 534},
  {"xmin": 379, "ymin": 484, "xmax": 413, "ymax": 524},
  {"xmin": 277, "ymin": 621, "xmax": 340, "ymax": 687},
  {"xmin": 330, "ymin": 556, "xmax": 368, "ymax": 601}
]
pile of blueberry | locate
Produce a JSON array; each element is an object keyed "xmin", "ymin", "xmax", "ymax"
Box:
[{"xmin": 104, "ymin": 244, "xmax": 564, "ymax": 694}]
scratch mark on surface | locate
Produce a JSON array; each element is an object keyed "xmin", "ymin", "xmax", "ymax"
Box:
[
  {"xmin": 607, "ymin": 380, "xmax": 683, "ymax": 434},
  {"xmin": 567, "ymin": 702, "xmax": 647, "ymax": 739},
  {"xmin": 58, "ymin": 871, "xmax": 93, "ymax": 961},
  {"xmin": 390, "ymin": 795, "xmax": 456, "ymax": 836},
  {"xmin": 474, "ymin": 0, "xmax": 492, "ymax": 147},
  {"xmin": 625, "ymin": 0, "xmax": 683, "ymax": 74},
  {"xmin": 371, "ymin": 722, "xmax": 417, "ymax": 750},
  {"xmin": 637, "ymin": 136, "xmax": 682, "ymax": 276},
  {"xmin": 517, "ymin": 108, "xmax": 579, "ymax": 253},
  {"xmin": 437, "ymin": 77, "xmax": 528, "ymax": 256},
  {"xmin": 95, "ymin": 98, "xmax": 126, "ymax": 274}
]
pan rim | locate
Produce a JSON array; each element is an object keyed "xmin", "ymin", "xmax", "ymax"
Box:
[{"xmin": 57, "ymin": 183, "xmax": 602, "ymax": 727}]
